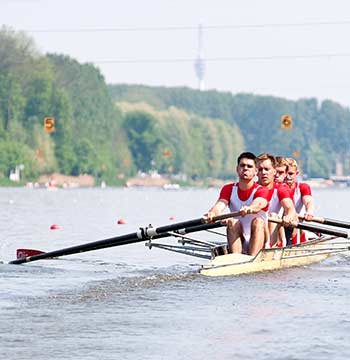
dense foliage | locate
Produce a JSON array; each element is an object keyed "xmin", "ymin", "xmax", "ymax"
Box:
[
  {"xmin": 0, "ymin": 28, "xmax": 245, "ymax": 184},
  {"xmin": 118, "ymin": 102, "xmax": 244, "ymax": 179},
  {"xmin": 110, "ymin": 85, "xmax": 350, "ymax": 177},
  {"xmin": 0, "ymin": 28, "xmax": 132, "ymax": 184},
  {"xmin": 1, "ymin": 27, "xmax": 350, "ymax": 185}
]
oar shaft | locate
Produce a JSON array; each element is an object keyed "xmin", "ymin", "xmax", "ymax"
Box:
[
  {"xmin": 270, "ymin": 217, "xmax": 349, "ymax": 238},
  {"xmin": 10, "ymin": 231, "xmax": 140, "ymax": 264},
  {"xmin": 54, "ymin": 223, "xmax": 225, "ymax": 257},
  {"xmin": 10, "ymin": 212, "xmax": 238, "ymax": 265},
  {"xmin": 10, "ymin": 218, "xmax": 208, "ymax": 265},
  {"xmin": 298, "ymin": 223, "xmax": 348, "ymax": 238},
  {"xmin": 151, "ymin": 211, "xmax": 240, "ymax": 233},
  {"xmin": 303, "ymin": 216, "xmax": 350, "ymax": 229},
  {"xmin": 176, "ymin": 222, "xmax": 225, "ymax": 234}
]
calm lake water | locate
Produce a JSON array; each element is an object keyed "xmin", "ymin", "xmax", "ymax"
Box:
[{"xmin": 0, "ymin": 186, "xmax": 350, "ymax": 360}]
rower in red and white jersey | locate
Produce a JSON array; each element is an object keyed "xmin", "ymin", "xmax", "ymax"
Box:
[
  {"xmin": 267, "ymin": 156, "xmax": 293, "ymax": 215},
  {"xmin": 218, "ymin": 181, "xmax": 269, "ymax": 252},
  {"xmin": 267, "ymin": 182, "xmax": 292, "ymax": 215},
  {"xmin": 256, "ymin": 154, "xmax": 297, "ymax": 247},
  {"xmin": 288, "ymin": 182, "xmax": 312, "ymax": 213},
  {"xmin": 206, "ymin": 152, "xmax": 270, "ymax": 256},
  {"xmin": 269, "ymin": 156, "xmax": 292, "ymax": 215},
  {"xmin": 285, "ymin": 158, "xmax": 315, "ymax": 244},
  {"xmin": 274, "ymin": 156, "xmax": 289, "ymax": 184}
]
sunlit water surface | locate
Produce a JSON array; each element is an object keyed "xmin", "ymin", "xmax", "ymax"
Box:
[{"xmin": 0, "ymin": 187, "xmax": 350, "ymax": 360}]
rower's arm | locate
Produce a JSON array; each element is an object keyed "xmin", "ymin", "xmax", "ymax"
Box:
[
  {"xmin": 241, "ymin": 197, "xmax": 267, "ymax": 216},
  {"xmin": 303, "ymin": 195, "xmax": 314, "ymax": 220},
  {"xmin": 206, "ymin": 199, "xmax": 228, "ymax": 221},
  {"xmin": 280, "ymin": 198, "xmax": 298, "ymax": 225}
]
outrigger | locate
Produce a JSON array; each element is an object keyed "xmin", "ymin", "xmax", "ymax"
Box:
[{"xmin": 9, "ymin": 212, "xmax": 350, "ymax": 276}]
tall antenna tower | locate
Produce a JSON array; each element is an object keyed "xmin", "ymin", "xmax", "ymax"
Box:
[{"xmin": 194, "ymin": 23, "xmax": 206, "ymax": 91}]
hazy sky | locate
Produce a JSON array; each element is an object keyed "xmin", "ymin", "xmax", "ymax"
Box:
[{"xmin": 2, "ymin": 0, "xmax": 350, "ymax": 106}]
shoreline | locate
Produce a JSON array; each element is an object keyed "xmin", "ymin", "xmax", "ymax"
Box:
[{"xmin": 2, "ymin": 172, "xmax": 349, "ymax": 189}]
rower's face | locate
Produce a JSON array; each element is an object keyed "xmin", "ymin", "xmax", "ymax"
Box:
[
  {"xmin": 286, "ymin": 167, "xmax": 299, "ymax": 186},
  {"xmin": 257, "ymin": 159, "xmax": 276, "ymax": 186},
  {"xmin": 237, "ymin": 158, "xmax": 257, "ymax": 181},
  {"xmin": 275, "ymin": 166, "xmax": 287, "ymax": 183}
]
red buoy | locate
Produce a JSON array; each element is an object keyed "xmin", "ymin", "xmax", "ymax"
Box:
[
  {"xmin": 169, "ymin": 215, "xmax": 176, "ymax": 220},
  {"xmin": 117, "ymin": 218, "xmax": 126, "ymax": 225},
  {"xmin": 50, "ymin": 224, "xmax": 60, "ymax": 230}
]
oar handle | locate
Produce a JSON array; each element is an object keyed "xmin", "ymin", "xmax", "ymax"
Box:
[
  {"xmin": 176, "ymin": 222, "xmax": 225, "ymax": 234},
  {"xmin": 210, "ymin": 211, "xmax": 241, "ymax": 222},
  {"xmin": 270, "ymin": 217, "xmax": 349, "ymax": 238},
  {"xmin": 299, "ymin": 215, "xmax": 350, "ymax": 229}
]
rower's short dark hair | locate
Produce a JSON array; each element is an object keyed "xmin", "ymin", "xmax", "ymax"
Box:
[{"xmin": 237, "ymin": 152, "xmax": 256, "ymax": 165}]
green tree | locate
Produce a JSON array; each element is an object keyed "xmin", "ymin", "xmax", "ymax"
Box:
[
  {"xmin": 72, "ymin": 138, "xmax": 97, "ymax": 175},
  {"xmin": 123, "ymin": 111, "xmax": 162, "ymax": 172},
  {"xmin": 307, "ymin": 142, "xmax": 330, "ymax": 178},
  {"xmin": 0, "ymin": 140, "xmax": 38, "ymax": 180},
  {"xmin": 317, "ymin": 100, "xmax": 350, "ymax": 169}
]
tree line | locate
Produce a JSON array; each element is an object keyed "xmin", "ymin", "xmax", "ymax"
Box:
[
  {"xmin": 110, "ymin": 85, "xmax": 350, "ymax": 178},
  {"xmin": 0, "ymin": 28, "xmax": 243, "ymax": 184},
  {"xmin": 1, "ymin": 27, "xmax": 349, "ymax": 185}
]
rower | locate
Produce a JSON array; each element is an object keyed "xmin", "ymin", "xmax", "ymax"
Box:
[
  {"xmin": 285, "ymin": 157, "xmax": 315, "ymax": 244},
  {"xmin": 205, "ymin": 152, "xmax": 270, "ymax": 256},
  {"xmin": 274, "ymin": 156, "xmax": 289, "ymax": 184},
  {"xmin": 256, "ymin": 153, "xmax": 298, "ymax": 247}
]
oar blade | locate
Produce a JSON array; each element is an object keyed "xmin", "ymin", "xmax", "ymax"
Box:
[{"xmin": 16, "ymin": 248, "xmax": 46, "ymax": 259}]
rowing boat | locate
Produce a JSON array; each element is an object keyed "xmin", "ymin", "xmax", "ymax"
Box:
[
  {"xmin": 148, "ymin": 232, "xmax": 350, "ymax": 276},
  {"xmin": 200, "ymin": 236, "xmax": 349, "ymax": 276},
  {"xmin": 9, "ymin": 211, "xmax": 350, "ymax": 276}
]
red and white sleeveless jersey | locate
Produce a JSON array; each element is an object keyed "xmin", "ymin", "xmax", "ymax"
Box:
[
  {"xmin": 267, "ymin": 183, "xmax": 292, "ymax": 215},
  {"xmin": 289, "ymin": 182, "xmax": 312, "ymax": 213},
  {"xmin": 218, "ymin": 182, "xmax": 269, "ymax": 243}
]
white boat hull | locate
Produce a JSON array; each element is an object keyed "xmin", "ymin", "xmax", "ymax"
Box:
[{"xmin": 200, "ymin": 238, "xmax": 348, "ymax": 277}]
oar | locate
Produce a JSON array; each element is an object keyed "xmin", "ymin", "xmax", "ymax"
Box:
[
  {"xmin": 269, "ymin": 217, "xmax": 349, "ymax": 238},
  {"xmin": 9, "ymin": 212, "xmax": 239, "ymax": 265},
  {"xmin": 299, "ymin": 215, "xmax": 350, "ymax": 229},
  {"xmin": 14, "ymin": 222, "xmax": 226, "ymax": 260}
]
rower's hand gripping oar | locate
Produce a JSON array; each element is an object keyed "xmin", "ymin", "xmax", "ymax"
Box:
[
  {"xmin": 9, "ymin": 211, "xmax": 240, "ymax": 265},
  {"xmin": 299, "ymin": 215, "xmax": 350, "ymax": 229},
  {"xmin": 269, "ymin": 217, "xmax": 349, "ymax": 238}
]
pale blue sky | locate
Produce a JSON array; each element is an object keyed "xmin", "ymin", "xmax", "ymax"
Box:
[{"xmin": 2, "ymin": 0, "xmax": 350, "ymax": 106}]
